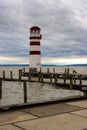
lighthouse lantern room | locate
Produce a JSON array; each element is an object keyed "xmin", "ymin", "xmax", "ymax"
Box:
[{"xmin": 29, "ymin": 26, "xmax": 41, "ymax": 72}]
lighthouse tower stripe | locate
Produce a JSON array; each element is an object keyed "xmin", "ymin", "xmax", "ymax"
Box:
[
  {"xmin": 30, "ymin": 51, "xmax": 40, "ymax": 55},
  {"xmin": 30, "ymin": 42, "xmax": 40, "ymax": 46},
  {"xmin": 30, "ymin": 37, "xmax": 41, "ymax": 39}
]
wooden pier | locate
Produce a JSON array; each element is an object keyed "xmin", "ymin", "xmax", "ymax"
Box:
[
  {"xmin": 20, "ymin": 71, "xmax": 87, "ymax": 89},
  {"xmin": 0, "ymin": 68, "xmax": 87, "ymax": 90}
]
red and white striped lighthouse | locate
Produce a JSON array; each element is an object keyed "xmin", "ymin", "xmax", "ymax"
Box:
[{"xmin": 29, "ymin": 26, "xmax": 41, "ymax": 70}]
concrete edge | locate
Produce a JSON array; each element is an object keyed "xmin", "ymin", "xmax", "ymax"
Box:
[{"xmin": 0, "ymin": 96, "xmax": 86, "ymax": 112}]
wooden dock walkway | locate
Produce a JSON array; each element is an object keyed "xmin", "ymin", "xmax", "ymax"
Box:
[{"xmin": 0, "ymin": 69, "xmax": 87, "ymax": 89}]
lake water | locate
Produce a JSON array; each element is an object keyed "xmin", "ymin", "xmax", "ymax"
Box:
[{"xmin": 0, "ymin": 66, "xmax": 87, "ymax": 107}]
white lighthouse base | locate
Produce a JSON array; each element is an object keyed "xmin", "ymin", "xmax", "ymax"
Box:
[{"xmin": 29, "ymin": 55, "xmax": 41, "ymax": 72}]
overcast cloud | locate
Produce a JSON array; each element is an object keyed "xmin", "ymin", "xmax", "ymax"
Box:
[{"xmin": 0, "ymin": 0, "xmax": 87, "ymax": 65}]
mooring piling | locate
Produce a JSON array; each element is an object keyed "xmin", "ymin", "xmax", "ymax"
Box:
[
  {"xmin": 38, "ymin": 72, "xmax": 41, "ymax": 82},
  {"xmin": 0, "ymin": 79, "xmax": 2, "ymax": 99},
  {"xmin": 50, "ymin": 74, "xmax": 52, "ymax": 83},
  {"xmin": 28, "ymin": 72, "xmax": 31, "ymax": 81},
  {"xmin": 53, "ymin": 68, "xmax": 55, "ymax": 74},
  {"xmin": 19, "ymin": 69, "xmax": 22, "ymax": 81},
  {"xmin": 47, "ymin": 68, "xmax": 49, "ymax": 73},
  {"xmin": 40, "ymin": 67, "xmax": 42, "ymax": 73},
  {"xmin": 23, "ymin": 68, "xmax": 25, "ymax": 73},
  {"xmin": 70, "ymin": 77, "xmax": 73, "ymax": 89},
  {"xmin": 41, "ymin": 73, "xmax": 44, "ymax": 82},
  {"xmin": 3, "ymin": 71, "xmax": 5, "ymax": 80},
  {"xmin": 73, "ymin": 75, "xmax": 76, "ymax": 85},
  {"xmin": 79, "ymin": 75, "xmax": 82, "ymax": 85},
  {"xmin": 10, "ymin": 71, "xmax": 13, "ymax": 80},
  {"xmin": 23, "ymin": 81, "xmax": 27, "ymax": 103},
  {"xmin": 63, "ymin": 74, "xmax": 66, "ymax": 84},
  {"xmin": 54, "ymin": 74, "xmax": 57, "ymax": 84}
]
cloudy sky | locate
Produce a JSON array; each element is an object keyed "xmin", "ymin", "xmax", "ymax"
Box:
[{"xmin": 0, "ymin": 0, "xmax": 87, "ymax": 65}]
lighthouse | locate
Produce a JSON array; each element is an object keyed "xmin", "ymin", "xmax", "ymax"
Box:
[{"xmin": 29, "ymin": 26, "xmax": 41, "ymax": 72}]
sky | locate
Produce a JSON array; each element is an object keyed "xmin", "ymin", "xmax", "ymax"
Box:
[{"xmin": 0, "ymin": 0, "xmax": 87, "ymax": 65}]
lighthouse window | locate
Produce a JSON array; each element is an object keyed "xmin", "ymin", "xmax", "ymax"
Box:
[
  {"xmin": 33, "ymin": 30, "xmax": 35, "ymax": 33},
  {"xmin": 36, "ymin": 30, "xmax": 37, "ymax": 33}
]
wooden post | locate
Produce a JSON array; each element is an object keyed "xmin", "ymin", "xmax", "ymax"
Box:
[
  {"xmin": 38, "ymin": 72, "xmax": 41, "ymax": 82},
  {"xmin": 63, "ymin": 74, "xmax": 66, "ymax": 84},
  {"xmin": 28, "ymin": 72, "xmax": 31, "ymax": 81},
  {"xmin": 79, "ymin": 75, "xmax": 82, "ymax": 85},
  {"xmin": 50, "ymin": 74, "xmax": 52, "ymax": 83},
  {"xmin": 47, "ymin": 68, "xmax": 49, "ymax": 73},
  {"xmin": 70, "ymin": 77, "xmax": 73, "ymax": 89},
  {"xmin": 53, "ymin": 68, "xmax": 55, "ymax": 74},
  {"xmin": 54, "ymin": 74, "xmax": 57, "ymax": 84},
  {"xmin": 31, "ymin": 71, "xmax": 34, "ymax": 77},
  {"xmin": 41, "ymin": 73, "xmax": 43, "ymax": 82},
  {"xmin": 23, "ymin": 82, "xmax": 27, "ymax": 103},
  {"xmin": 73, "ymin": 75, "xmax": 76, "ymax": 84},
  {"xmin": 19, "ymin": 69, "xmax": 22, "ymax": 81},
  {"xmin": 40, "ymin": 67, "xmax": 42, "ymax": 73},
  {"xmin": 23, "ymin": 68, "xmax": 25, "ymax": 73},
  {"xmin": 29, "ymin": 68, "xmax": 30, "ymax": 73},
  {"xmin": 0, "ymin": 79, "xmax": 2, "ymax": 99},
  {"xmin": 3, "ymin": 71, "xmax": 5, "ymax": 80},
  {"xmin": 10, "ymin": 71, "xmax": 13, "ymax": 80},
  {"xmin": 57, "ymin": 74, "xmax": 59, "ymax": 84}
]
